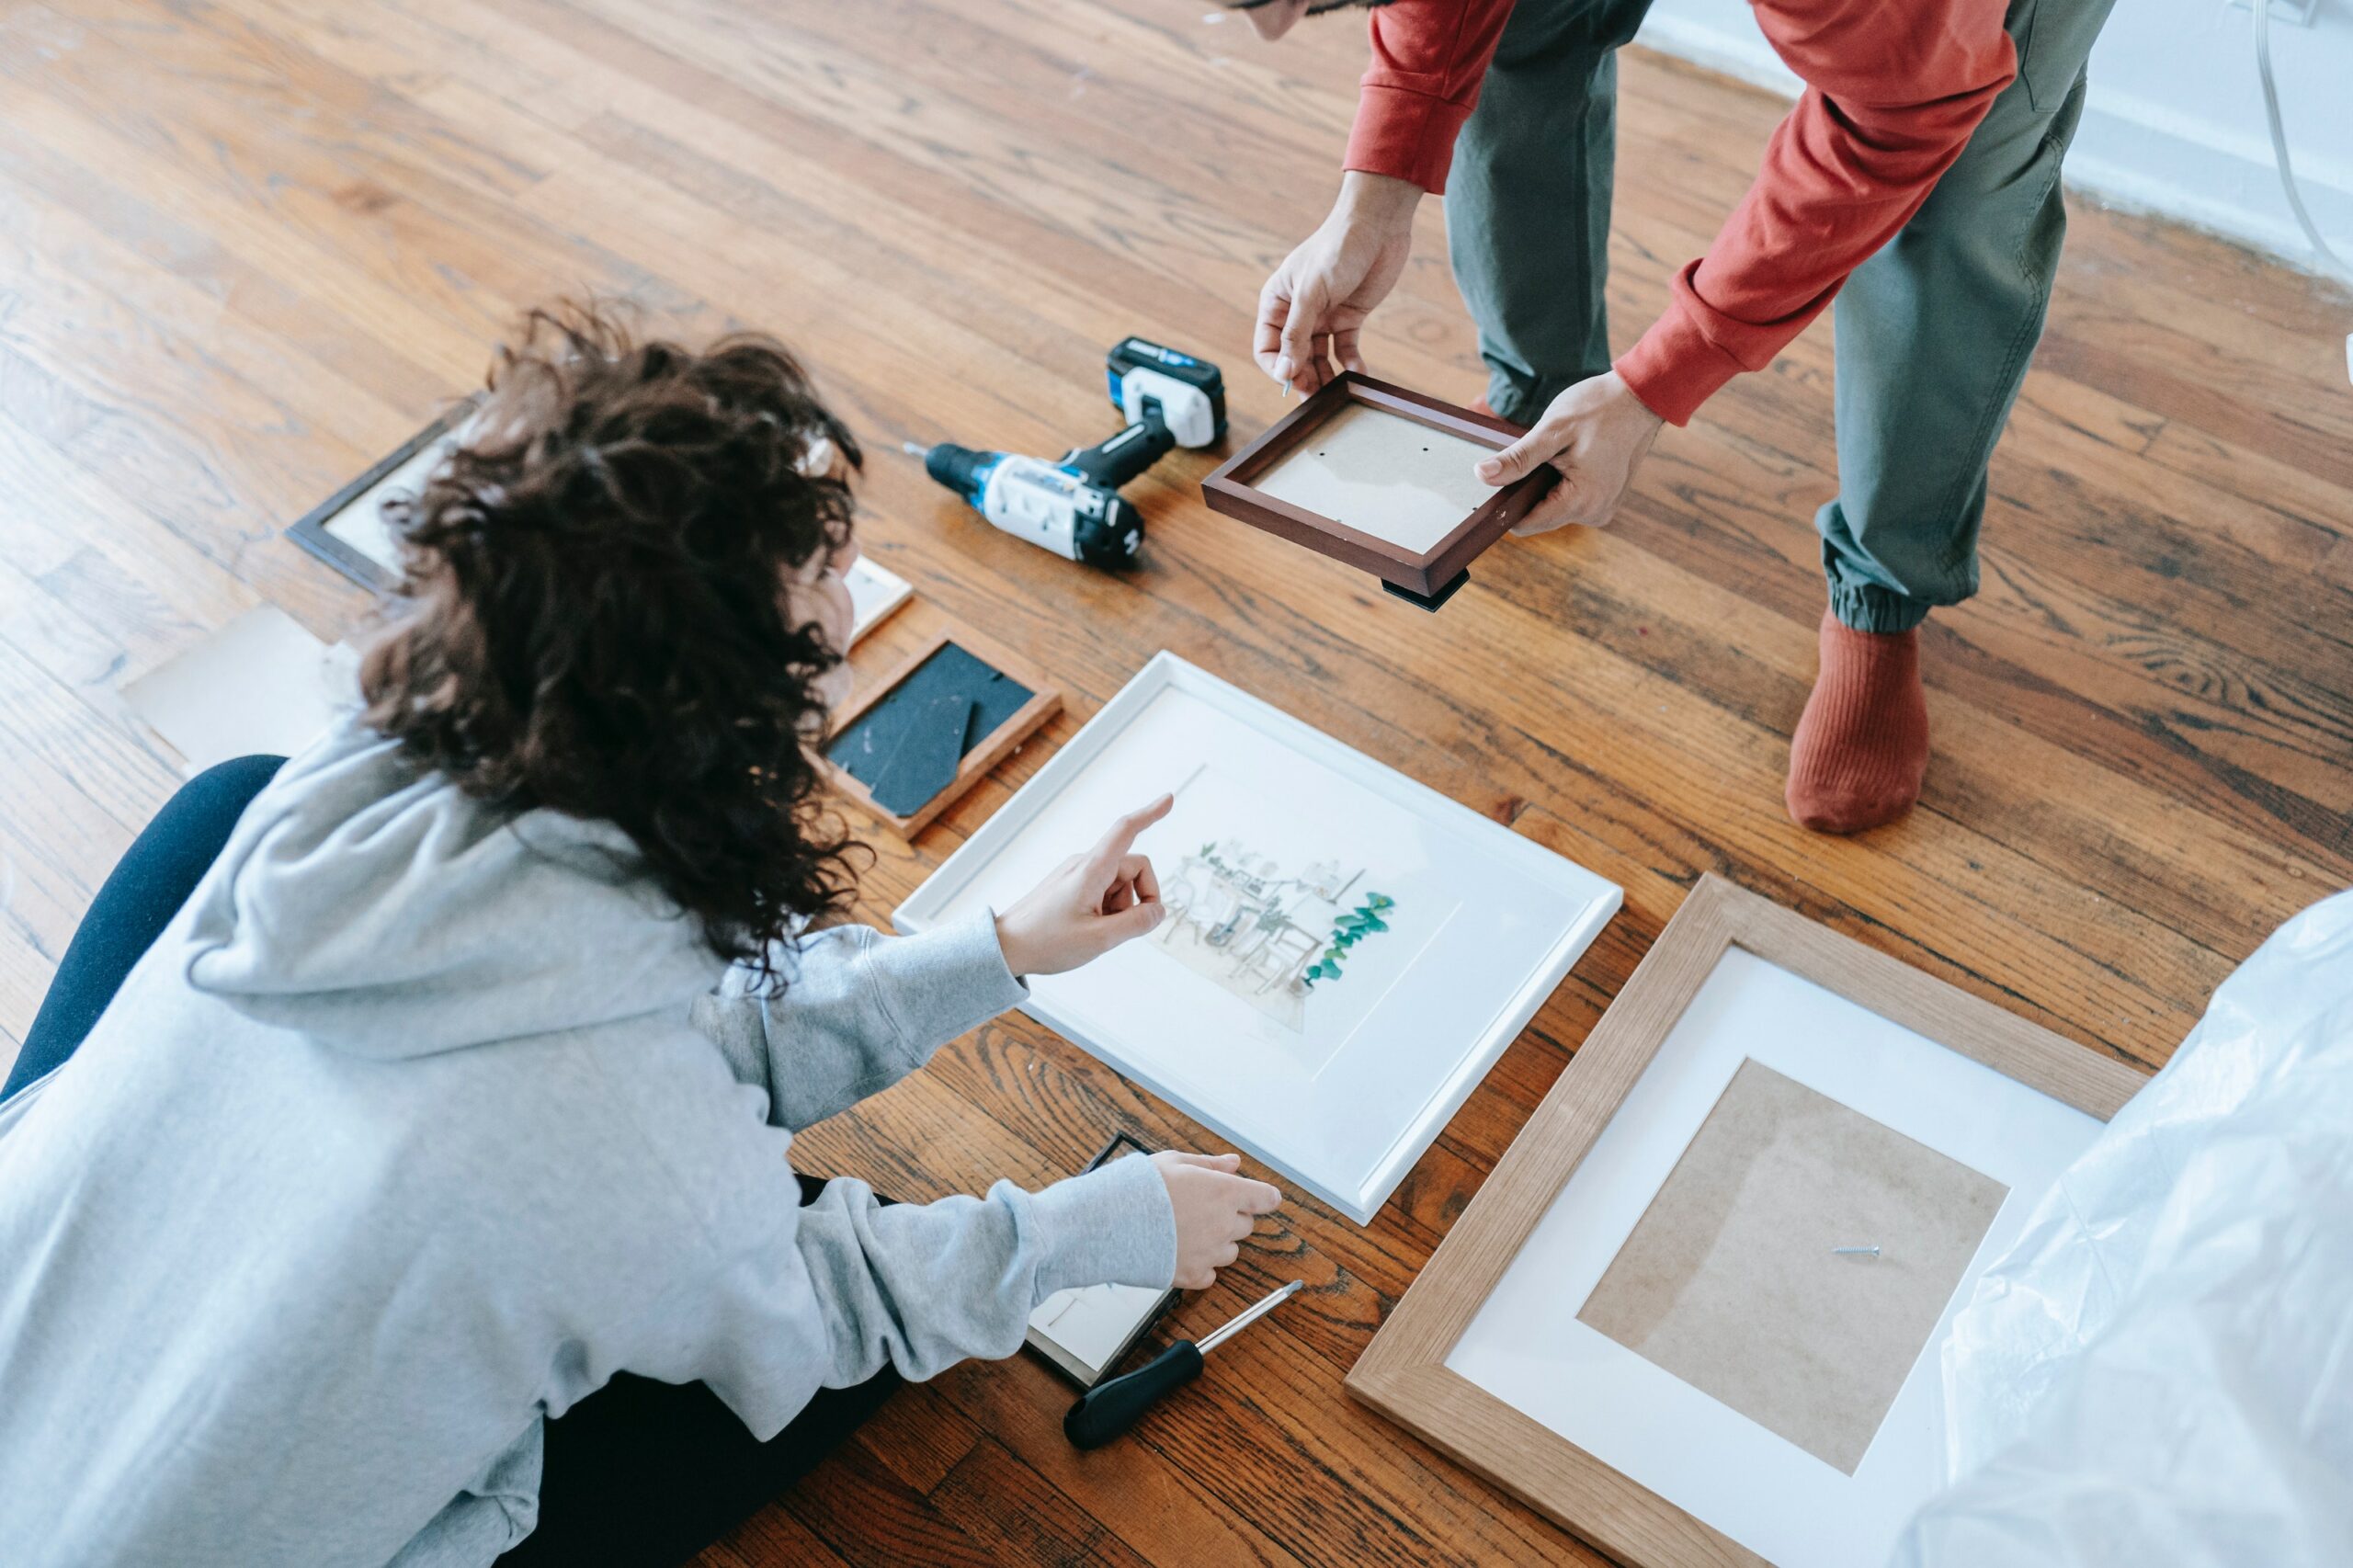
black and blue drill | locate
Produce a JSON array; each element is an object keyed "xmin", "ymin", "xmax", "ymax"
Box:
[{"xmin": 906, "ymin": 338, "xmax": 1226, "ymax": 569}]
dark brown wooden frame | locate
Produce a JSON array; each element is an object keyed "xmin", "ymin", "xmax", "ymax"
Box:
[
  {"xmin": 817, "ymin": 626, "xmax": 1061, "ymax": 837},
  {"xmin": 285, "ymin": 397, "xmax": 479, "ymax": 593},
  {"xmin": 1347, "ymin": 874, "xmax": 2149, "ymax": 1567},
  {"xmin": 1201, "ymin": 371, "xmax": 1554, "ymax": 608}
]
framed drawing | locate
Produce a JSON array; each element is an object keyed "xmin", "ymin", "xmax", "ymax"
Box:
[
  {"xmin": 895, "ymin": 652, "xmax": 1621, "ymax": 1223},
  {"xmin": 1200, "ymin": 372, "xmax": 1555, "ymax": 610},
  {"xmin": 1347, "ymin": 875, "xmax": 2149, "ymax": 1567},
  {"xmin": 819, "ymin": 628, "xmax": 1061, "ymax": 837},
  {"xmin": 287, "ymin": 399, "xmax": 480, "ymax": 592}
]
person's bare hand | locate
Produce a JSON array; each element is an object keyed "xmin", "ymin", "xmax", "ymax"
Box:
[
  {"xmin": 1241, "ymin": 0, "xmax": 1313, "ymax": 40},
  {"xmin": 1255, "ymin": 172, "xmax": 1422, "ymax": 398},
  {"xmin": 994, "ymin": 796, "xmax": 1172, "ymax": 978},
  {"xmin": 1476, "ymin": 370, "xmax": 1665, "ymax": 535},
  {"xmin": 1152, "ymin": 1151, "xmax": 1283, "ymax": 1290}
]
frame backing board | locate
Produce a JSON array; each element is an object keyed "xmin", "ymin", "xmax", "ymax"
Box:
[
  {"xmin": 1575, "ymin": 1058, "xmax": 2007, "ymax": 1475},
  {"xmin": 819, "ymin": 628, "xmax": 1059, "ymax": 837},
  {"xmin": 1201, "ymin": 372, "xmax": 1553, "ymax": 603},
  {"xmin": 1347, "ymin": 876, "xmax": 2148, "ymax": 1566},
  {"xmin": 893, "ymin": 653, "xmax": 1620, "ymax": 1223}
]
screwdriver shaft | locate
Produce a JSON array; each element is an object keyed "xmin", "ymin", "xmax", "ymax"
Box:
[{"xmin": 1198, "ymin": 1279, "xmax": 1304, "ymax": 1355}]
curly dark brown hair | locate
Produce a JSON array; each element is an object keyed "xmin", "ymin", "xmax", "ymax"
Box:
[{"xmin": 360, "ymin": 303, "xmax": 863, "ymax": 984}]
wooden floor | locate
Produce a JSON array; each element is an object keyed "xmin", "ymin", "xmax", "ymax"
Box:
[{"xmin": 3, "ymin": 0, "xmax": 2349, "ymax": 1562}]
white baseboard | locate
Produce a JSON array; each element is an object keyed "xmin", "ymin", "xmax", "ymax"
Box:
[{"xmin": 1631, "ymin": 14, "xmax": 2353, "ymax": 282}]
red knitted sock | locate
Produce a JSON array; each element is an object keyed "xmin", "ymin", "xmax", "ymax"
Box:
[{"xmin": 1785, "ymin": 608, "xmax": 1929, "ymax": 834}]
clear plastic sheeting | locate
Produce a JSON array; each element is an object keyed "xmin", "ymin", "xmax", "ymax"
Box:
[{"xmin": 1894, "ymin": 889, "xmax": 2353, "ymax": 1568}]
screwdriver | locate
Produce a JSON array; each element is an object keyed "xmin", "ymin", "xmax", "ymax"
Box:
[{"xmin": 1063, "ymin": 1279, "xmax": 1305, "ymax": 1449}]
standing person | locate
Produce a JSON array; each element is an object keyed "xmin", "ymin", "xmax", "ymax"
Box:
[
  {"xmin": 0, "ymin": 306, "xmax": 1281, "ymax": 1568},
  {"xmin": 1247, "ymin": 0, "xmax": 2116, "ymax": 832}
]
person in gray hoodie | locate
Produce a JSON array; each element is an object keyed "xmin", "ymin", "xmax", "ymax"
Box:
[{"xmin": 0, "ymin": 307, "xmax": 1282, "ymax": 1568}]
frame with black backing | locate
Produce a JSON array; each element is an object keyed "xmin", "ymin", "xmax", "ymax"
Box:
[{"xmin": 817, "ymin": 626, "xmax": 1062, "ymax": 837}]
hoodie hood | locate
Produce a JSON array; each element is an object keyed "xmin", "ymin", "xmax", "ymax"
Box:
[{"xmin": 180, "ymin": 714, "xmax": 723, "ymax": 1059}]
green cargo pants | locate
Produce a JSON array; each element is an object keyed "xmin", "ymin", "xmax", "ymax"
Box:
[{"xmin": 1446, "ymin": 0, "xmax": 2118, "ymax": 631}]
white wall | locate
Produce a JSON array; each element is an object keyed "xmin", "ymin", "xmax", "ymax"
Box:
[{"xmin": 1634, "ymin": 0, "xmax": 2353, "ymax": 278}]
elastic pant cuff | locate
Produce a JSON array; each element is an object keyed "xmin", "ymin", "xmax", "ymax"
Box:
[
  {"xmin": 1829, "ymin": 583, "xmax": 1934, "ymax": 635},
  {"xmin": 1483, "ymin": 366, "xmax": 1609, "ymax": 430},
  {"xmin": 1482, "ymin": 375, "xmax": 1548, "ymax": 429}
]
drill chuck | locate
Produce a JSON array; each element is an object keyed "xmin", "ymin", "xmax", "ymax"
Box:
[{"xmin": 920, "ymin": 440, "xmax": 995, "ymax": 504}]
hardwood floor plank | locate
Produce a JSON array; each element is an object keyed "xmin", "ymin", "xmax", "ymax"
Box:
[
  {"xmin": 2, "ymin": 3, "xmax": 2347, "ymax": 1564},
  {"xmin": 931, "ymin": 1436, "xmax": 1155, "ymax": 1567},
  {"xmin": 926, "ymin": 1352, "xmax": 1313, "ymax": 1568},
  {"xmin": 785, "ymin": 1433, "xmax": 1003, "ymax": 1568}
]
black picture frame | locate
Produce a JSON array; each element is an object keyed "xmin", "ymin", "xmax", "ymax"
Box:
[{"xmin": 284, "ymin": 396, "xmax": 480, "ymax": 592}]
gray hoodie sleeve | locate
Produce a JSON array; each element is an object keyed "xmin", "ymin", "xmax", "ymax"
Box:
[
  {"xmin": 790, "ymin": 1153, "xmax": 1176, "ymax": 1390},
  {"xmin": 691, "ymin": 907, "xmax": 1027, "ymax": 1131},
  {"xmin": 665, "ymin": 907, "xmax": 1177, "ymax": 1426},
  {"xmin": 664, "ymin": 1132, "xmax": 1178, "ymax": 1437}
]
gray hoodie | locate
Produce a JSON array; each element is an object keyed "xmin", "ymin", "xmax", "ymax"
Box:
[{"xmin": 0, "ymin": 716, "xmax": 1176, "ymax": 1567}]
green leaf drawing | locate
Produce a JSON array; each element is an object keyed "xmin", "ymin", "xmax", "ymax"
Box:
[{"xmin": 1301, "ymin": 892, "xmax": 1397, "ymax": 993}]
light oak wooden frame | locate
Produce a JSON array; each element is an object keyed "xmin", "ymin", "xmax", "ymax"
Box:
[
  {"xmin": 1200, "ymin": 372, "xmax": 1554, "ymax": 609},
  {"xmin": 285, "ymin": 397, "xmax": 479, "ymax": 593},
  {"xmin": 817, "ymin": 626, "xmax": 1061, "ymax": 838},
  {"xmin": 1347, "ymin": 874, "xmax": 2148, "ymax": 1567}
]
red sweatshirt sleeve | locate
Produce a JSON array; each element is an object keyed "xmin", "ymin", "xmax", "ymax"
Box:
[
  {"xmin": 1341, "ymin": 0, "xmax": 1518, "ymax": 195},
  {"xmin": 1616, "ymin": 0, "xmax": 2017, "ymax": 425}
]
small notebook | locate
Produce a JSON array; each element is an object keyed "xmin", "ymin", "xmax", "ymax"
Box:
[
  {"xmin": 845, "ymin": 556, "xmax": 912, "ymax": 646},
  {"xmin": 1026, "ymin": 1131, "xmax": 1178, "ymax": 1388}
]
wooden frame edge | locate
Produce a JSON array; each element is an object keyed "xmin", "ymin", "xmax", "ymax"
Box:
[
  {"xmin": 1346, "ymin": 1360, "xmax": 1762, "ymax": 1567},
  {"xmin": 1346, "ymin": 872, "xmax": 2153, "ymax": 1566},
  {"xmin": 1199, "ymin": 372, "xmax": 1550, "ymax": 598}
]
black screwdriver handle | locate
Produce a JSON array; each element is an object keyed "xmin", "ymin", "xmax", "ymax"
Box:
[{"xmin": 1063, "ymin": 1340, "xmax": 1203, "ymax": 1449}]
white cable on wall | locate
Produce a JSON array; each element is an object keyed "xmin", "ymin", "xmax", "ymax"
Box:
[
  {"xmin": 2253, "ymin": 0, "xmax": 2351, "ymax": 284},
  {"xmin": 2253, "ymin": 0, "xmax": 2353, "ymax": 381}
]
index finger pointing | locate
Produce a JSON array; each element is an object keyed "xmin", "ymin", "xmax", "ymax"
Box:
[{"xmin": 1089, "ymin": 793, "xmax": 1174, "ymax": 866}]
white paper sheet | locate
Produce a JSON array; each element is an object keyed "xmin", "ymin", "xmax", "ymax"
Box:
[
  {"xmin": 120, "ymin": 607, "xmax": 358, "ymax": 775},
  {"xmin": 1254, "ymin": 403, "xmax": 1499, "ymax": 552}
]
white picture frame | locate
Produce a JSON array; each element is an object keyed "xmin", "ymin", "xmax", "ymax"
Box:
[{"xmin": 895, "ymin": 653, "xmax": 1621, "ymax": 1223}]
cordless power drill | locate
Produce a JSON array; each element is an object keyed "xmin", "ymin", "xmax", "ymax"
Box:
[{"xmin": 905, "ymin": 338, "xmax": 1226, "ymax": 568}]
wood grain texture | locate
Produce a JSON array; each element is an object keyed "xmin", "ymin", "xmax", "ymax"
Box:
[
  {"xmin": 1347, "ymin": 876, "xmax": 2146, "ymax": 1565},
  {"xmin": 0, "ymin": 1, "xmax": 2346, "ymax": 1563}
]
